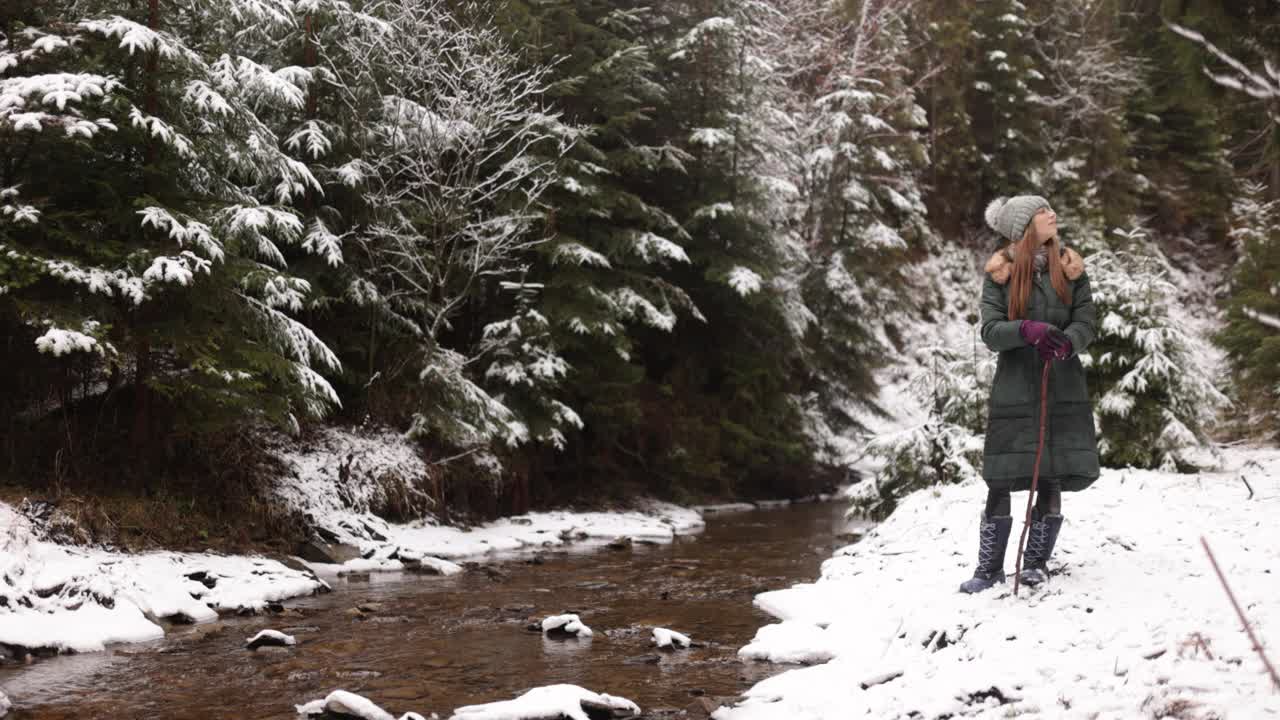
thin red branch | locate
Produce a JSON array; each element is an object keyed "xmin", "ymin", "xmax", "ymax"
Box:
[{"xmin": 1200, "ymin": 536, "xmax": 1280, "ymax": 691}]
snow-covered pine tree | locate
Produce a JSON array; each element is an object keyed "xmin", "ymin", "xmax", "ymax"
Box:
[
  {"xmin": 758, "ymin": 0, "xmax": 931, "ymax": 465},
  {"xmin": 1163, "ymin": 19, "xmax": 1280, "ymax": 437},
  {"xmin": 630, "ymin": 0, "xmax": 818, "ymax": 496},
  {"xmin": 1087, "ymin": 227, "xmax": 1228, "ymax": 470},
  {"xmin": 491, "ymin": 3, "xmax": 704, "ymax": 488},
  {"xmin": 1123, "ymin": 10, "xmax": 1236, "ymax": 242},
  {"xmin": 969, "ymin": 0, "xmax": 1052, "ymax": 195},
  {"xmin": 0, "ymin": 0, "xmax": 343, "ymax": 452},
  {"xmin": 907, "ymin": 1, "xmax": 984, "ymax": 236},
  {"xmin": 1216, "ymin": 179, "xmax": 1280, "ymax": 437}
]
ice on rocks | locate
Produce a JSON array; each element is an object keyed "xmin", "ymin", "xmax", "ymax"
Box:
[
  {"xmin": 541, "ymin": 614, "xmax": 593, "ymax": 637},
  {"xmin": 719, "ymin": 446, "xmax": 1280, "ymax": 719},
  {"xmin": 450, "ymin": 683, "xmax": 640, "ymax": 720},
  {"xmin": 651, "ymin": 627, "xmax": 691, "ymax": 649}
]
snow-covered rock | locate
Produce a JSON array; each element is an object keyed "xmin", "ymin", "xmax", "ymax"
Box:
[
  {"xmin": 0, "ymin": 502, "xmax": 326, "ymax": 655},
  {"xmin": 719, "ymin": 446, "xmax": 1280, "ymax": 719},
  {"xmin": 450, "ymin": 684, "xmax": 640, "ymax": 720},
  {"xmin": 652, "ymin": 627, "xmax": 691, "ymax": 649},
  {"xmin": 247, "ymin": 629, "xmax": 296, "ymax": 650},
  {"xmin": 0, "ymin": 689, "xmax": 11, "ymax": 718},
  {"xmin": 295, "ymin": 689, "xmax": 410, "ymax": 720},
  {"xmin": 541, "ymin": 614, "xmax": 593, "ymax": 638}
]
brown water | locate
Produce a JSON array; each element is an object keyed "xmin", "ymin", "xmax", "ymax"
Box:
[{"xmin": 0, "ymin": 501, "xmax": 858, "ymax": 720}]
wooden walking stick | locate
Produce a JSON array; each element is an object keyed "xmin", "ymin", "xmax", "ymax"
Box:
[{"xmin": 1014, "ymin": 358, "xmax": 1052, "ymax": 596}]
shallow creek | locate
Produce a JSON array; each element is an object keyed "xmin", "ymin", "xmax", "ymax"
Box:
[{"xmin": 1, "ymin": 501, "xmax": 859, "ymax": 719}]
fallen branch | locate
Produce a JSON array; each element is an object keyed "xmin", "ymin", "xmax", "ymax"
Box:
[
  {"xmin": 1239, "ymin": 474, "xmax": 1255, "ymax": 500},
  {"xmin": 859, "ymin": 669, "xmax": 904, "ymax": 690},
  {"xmin": 1200, "ymin": 536, "xmax": 1280, "ymax": 690}
]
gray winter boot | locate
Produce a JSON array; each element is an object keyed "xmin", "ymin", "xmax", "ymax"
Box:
[
  {"xmin": 1017, "ymin": 511, "xmax": 1064, "ymax": 587},
  {"xmin": 959, "ymin": 514, "xmax": 1013, "ymax": 594}
]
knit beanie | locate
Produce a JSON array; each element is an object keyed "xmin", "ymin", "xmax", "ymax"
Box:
[{"xmin": 983, "ymin": 195, "xmax": 1052, "ymax": 244}]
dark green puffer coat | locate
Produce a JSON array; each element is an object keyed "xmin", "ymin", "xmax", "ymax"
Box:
[{"xmin": 979, "ymin": 245, "xmax": 1100, "ymax": 492}]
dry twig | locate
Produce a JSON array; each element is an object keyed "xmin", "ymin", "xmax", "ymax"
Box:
[{"xmin": 1200, "ymin": 536, "xmax": 1280, "ymax": 690}]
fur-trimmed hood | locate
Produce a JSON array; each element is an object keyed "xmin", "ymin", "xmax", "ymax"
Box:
[{"xmin": 984, "ymin": 244, "xmax": 1085, "ymax": 285}]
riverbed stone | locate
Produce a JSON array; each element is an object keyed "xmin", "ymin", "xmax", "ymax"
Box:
[
  {"xmin": 187, "ymin": 622, "xmax": 226, "ymax": 642},
  {"xmin": 683, "ymin": 696, "xmax": 738, "ymax": 718},
  {"xmin": 247, "ymin": 629, "xmax": 297, "ymax": 650},
  {"xmin": 296, "ymin": 539, "xmax": 362, "ymax": 565}
]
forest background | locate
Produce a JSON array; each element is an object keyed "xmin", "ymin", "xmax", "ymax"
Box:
[{"xmin": 2, "ymin": 0, "xmax": 1278, "ymax": 546}]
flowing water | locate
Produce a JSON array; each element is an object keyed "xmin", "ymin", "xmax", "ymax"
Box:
[{"xmin": 0, "ymin": 501, "xmax": 860, "ymax": 719}]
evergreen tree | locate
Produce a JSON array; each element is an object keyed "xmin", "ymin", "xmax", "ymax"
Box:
[
  {"xmin": 1088, "ymin": 227, "xmax": 1228, "ymax": 470},
  {"xmin": 968, "ymin": 0, "xmax": 1053, "ymax": 196},
  {"xmin": 491, "ymin": 2, "xmax": 703, "ymax": 503},
  {"xmin": 0, "ymin": 0, "xmax": 343, "ymax": 467},
  {"xmin": 1122, "ymin": 1, "xmax": 1235, "ymax": 242},
  {"xmin": 1216, "ymin": 180, "xmax": 1280, "ymax": 437},
  {"xmin": 760, "ymin": 0, "xmax": 931, "ymax": 464},
  {"xmin": 632, "ymin": 0, "xmax": 817, "ymax": 497},
  {"xmin": 908, "ymin": 0, "xmax": 983, "ymax": 238}
]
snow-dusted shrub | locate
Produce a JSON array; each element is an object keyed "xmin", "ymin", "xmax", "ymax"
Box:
[
  {"xmin": 1087, "ymin": 228, "xmax": 1228, "ymax": 470},
  {"xmin": 850, "ymin": 334, "xmax": 993, "ymax": 519}
]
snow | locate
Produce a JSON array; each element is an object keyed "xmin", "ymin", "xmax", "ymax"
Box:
[
  {"xmin": 719, "ymin": 446, "xmax": 1280, "ymax": 719},
  {"xmin": 246, "ymin": 629, "xmax": 296, "ymax": 648},
  {"xmin": 727, "ymin": 266, "xmax": 763, "ymax": 296},
  {"xmin": 0, "ymin": 690, "xmax": 9, "ymax": 718},
  {"xmin": 0, "ymin": 502, "xmax": 325, "ymax": 654},
  {"xmin": 541, "ymin": 614, "xmax": 593, "ymax": 637},
  {"xmin": 33, "ymin": 327, "xmax": 99, "ymax": 356},
  {"xmin": 273, "ymin": 427, "xmax": 705, "ymax": 576},
  {"xmin": 296, "ymin": 689, "xmax": 403, "ymax": 720},
  {"xmin": 450, "ymin": 684, "xmax": 640, "ymax": 720},
  {"xmin": 652, "ymin": 627, "xmax": 691, "ymax": 649}
]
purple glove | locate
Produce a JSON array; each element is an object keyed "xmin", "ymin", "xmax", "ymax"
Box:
[
  {"xmin": 1019, "ymin": 321, "xmax": 1072, "ymax": 362},
  {"xmin": 1047, "ymin": 327, "xmax": 1073, "ymax": 360},
  {"xmin": 1018, "ymin": 320, "xmax": 1053, "ymax": 348}
]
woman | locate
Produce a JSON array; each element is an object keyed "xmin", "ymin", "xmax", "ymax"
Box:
[{"xmin": 959, "ymin": 195, "xmax": 1100, "ymax": 594}]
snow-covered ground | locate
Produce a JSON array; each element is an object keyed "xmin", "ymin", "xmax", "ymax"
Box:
[
  {"xmin": 272, "ymin": 426, "xmax": 705, "ymax": 575},
  {"xmin": 0, "ymin": 503, "xmax": 326, "ymax": 654},
  {"xmin": 725, "ymin": 245, "xmax": 1278, "ymax": 718},
  {"xmin": 719, "ymin": 445, "xmax": 1280, "ymax": 719}
]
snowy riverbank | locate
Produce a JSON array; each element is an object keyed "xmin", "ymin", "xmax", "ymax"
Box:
[
  {"xmin": 0, "ymin": 502, "xmax": 326, "ymax": 655},
  {"xmin": 269, "ymin": 427, "xmax": 707, "ymax": 575},
  {"xmin": 719, "ymin": 445, "xmax": 1280, "ymax": 719},
  {"xmin": 0, "ymin": 494, "xmax": 704, "ymax": 659}
]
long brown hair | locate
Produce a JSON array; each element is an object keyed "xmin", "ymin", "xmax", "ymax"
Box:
[{"xmin": 1006, "ymin": 224, "xmax": 1072, "ymax": 320}]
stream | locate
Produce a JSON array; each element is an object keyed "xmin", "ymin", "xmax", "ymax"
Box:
[{"xmin": 0, "ymin": 500, "xmax": 859, "ymax": 719}]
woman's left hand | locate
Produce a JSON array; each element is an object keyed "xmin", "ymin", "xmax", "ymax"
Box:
[{"xmin": 1046, "ymin": 327, "xmax": 1073, "ymax": 360}]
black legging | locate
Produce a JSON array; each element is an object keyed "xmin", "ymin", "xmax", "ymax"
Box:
[{"xmin": 984, "ymin": 478, "xmax": 1062, "ymax": 518}]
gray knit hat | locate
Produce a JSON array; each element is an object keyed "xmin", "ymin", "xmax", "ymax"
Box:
[{"xmin": 983, "ymin": 195, "xmax": 1052, "ymax": 244}]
